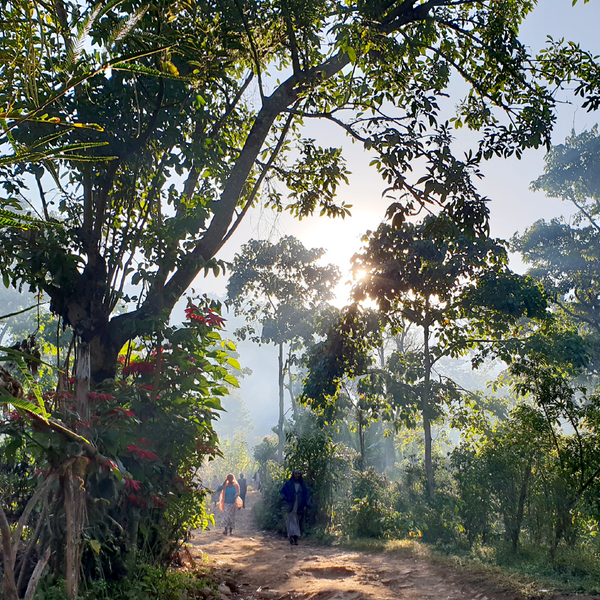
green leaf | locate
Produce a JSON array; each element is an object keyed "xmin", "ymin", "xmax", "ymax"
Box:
[
  {"xmin": 223, "ymin": 373, "xmax": 239, "ymax": 388},
  {"xmin": 226, "ymin": 357, "xmax": 241, "ymax": 370},
  {"xmin": 0, "ymin": 392, "xmax": 49, "ymax": 419}
]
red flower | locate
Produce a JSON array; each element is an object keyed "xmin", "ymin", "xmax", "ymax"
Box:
[
  {"xmin": 126, "ymin": 444, "xmax": 159, "ymax": 462},
  {"xmin": 88, "ymin": 392, "xmax": 115, "ymax": 402},
  {"xmin": 108, "ymin": 407, "xmax": 135, "ymax": 419},
  {"xmin": 196, "ymin": 442, "xmax": 217, "ymax": 454},
  {"xmin": 151, "ymin": 494, "xmax": 167, "ymax": 507},
  {"xmin": 122, "ymin": 361, "xmax": 156, "ymax": 377},
  {"xmin": 127, "ymin": 494, "xmax": 146, "ymax": 507},
  {"xmin": 185, "ymin": 305, "xmax": 226, "ymax": 328},
  {"xmin": 125, "ymin": 479, "xmax": 142, "ymax": 492},
  {"xmin": 140, "ymin": 384, "xmax": 153, "ymax": 391}
]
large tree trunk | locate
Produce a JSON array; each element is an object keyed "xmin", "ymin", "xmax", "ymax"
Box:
[
  {"xmin": 277, "ymin": 342, "xmax": 285, "ymax": 462},
  {"xmin": 64, "ymin": 341, "xmax": 90, "ymax": 600}
]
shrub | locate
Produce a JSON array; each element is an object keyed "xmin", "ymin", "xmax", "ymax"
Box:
[{"xmin": 337, "ymin": 467, "xmax": 403, "ymax": 539}]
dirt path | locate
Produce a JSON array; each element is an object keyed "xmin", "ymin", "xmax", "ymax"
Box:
[{"xmin": 189, "ymin": 491, "xmax": 559, "ymax": 600}]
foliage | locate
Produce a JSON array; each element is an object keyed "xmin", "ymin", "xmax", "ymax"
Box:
[
  {"xmin": 227, "ymin": 236, "xmax": 340, "ymax": 457},
  {"xmin": 227, "ymin": 237, "xmax": 340, "ymax": 346},
  {"xmin": 201, "ymin": 431, "xmax": 254, "ymax": 486},
  {"xmin": 452, "ymin": 377, "xmax": 600, "ymax": 558},
  {"xmin": 252, "ymin": 461, "xmax": 288, "ymax": 534},
  {"xmin": 304, "ymin": 213, "xmax": 548, "ymax": 495},
  {"xmin": 253, "ymin": 435, "xmax": 278, "ymax": 470},
  {"xmin": 0, "ymin": 298, "xmax": 236, "ymax": 595},
  {"xmin": 336, "ymin": 467, "xmax": 405, "ymax": 539},
  {"xmin": 33, "ymin": 566, "xmax": 215, "ymax": 600},
  {"xmin": 284, "ymin": 425, "xmax": 354, "ymax": 530},
  {"xmin": 0, "ymin": 0, "xmax": 582, "ymax": 389},
  {"xmin": 513, "ymin": 128, "xmax": 600, "ymax": 378}
]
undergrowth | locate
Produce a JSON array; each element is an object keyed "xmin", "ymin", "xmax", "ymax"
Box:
[{"xmin": 31, "ymin": 566, "xmax": 217, "ymax": 600}]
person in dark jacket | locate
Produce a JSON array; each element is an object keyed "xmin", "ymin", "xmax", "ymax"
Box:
[
  {"xmin": 280, "ymin": 470, "xmax": 311, "ymax": 545},
  {"xmin": 238, "ymin": 473, "xmax": 247, "ymax": 508}
]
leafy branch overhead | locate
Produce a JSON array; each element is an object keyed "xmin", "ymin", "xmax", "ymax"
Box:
[{"xmin": 0, "ymin": 0, "xmax": 598, "ymax": 384}]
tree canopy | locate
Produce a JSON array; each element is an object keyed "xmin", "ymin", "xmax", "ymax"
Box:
[
  {"xmin": 0, "ymin": 0, "xmax": 584, "ymax": 384},
  {"xmin": 227, "ymin": 235, "xmax": 340, "ymax": 457}
]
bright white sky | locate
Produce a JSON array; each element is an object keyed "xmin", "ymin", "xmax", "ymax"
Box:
[
  {"xmin": 187, "ymin": 0, "xmax": 600, "ymax": 439},
  {"xmin": 195, "ymin": 0, "xmax": 600, "ymax": 310}
]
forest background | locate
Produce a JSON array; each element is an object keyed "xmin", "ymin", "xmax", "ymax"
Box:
[{"xmin": 3, "ymin": 1, "xmax": 600, "ymax": 600}]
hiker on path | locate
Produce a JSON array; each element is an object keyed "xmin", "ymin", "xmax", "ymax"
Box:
[
  {"xmin": 238, "ymin": 473, "xmax": 247, "ymax": 508},
  {"xmin": 280, "ymin": 470, "xmax": 311, "ymax": 546},
  {"xmin": 219, "ymin": 473, "xmax": 241, "ymax": 535}
]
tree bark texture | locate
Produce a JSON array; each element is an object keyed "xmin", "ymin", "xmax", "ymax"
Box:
[
  {"xmin": 358, "ymin": 408, "xmax": 366, "ymax": 465},
  {"xmin": 64, "ymin": 341, "xmax": 91, "ymax": 599},
  {"xmin": 64, "ymin": 471, "xmax": 86, "ymax": 600},
  {"xmin": 0, "ymin": 476, "xmax": 56, "ymax": 600},
  {"xmin": 0, "ymin": 504, "xmax": 19, "ymax": 600}
]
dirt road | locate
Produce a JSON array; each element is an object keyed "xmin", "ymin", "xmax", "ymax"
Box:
[{"xmin": 190, "ymin": 492, "xmax": 564, "ymax": 600}]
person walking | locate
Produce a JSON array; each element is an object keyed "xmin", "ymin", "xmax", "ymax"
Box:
[
  {"xmin": 219, "ymin": 473, "xmax": 240, "ymax": 535},
  {"xmin": 211, "ymin": 476, "xmax": 221, "ymax": 506},
  {"xmin": 238, "ymin": 473, "xmax": 247, "ymax": 508},
  {"xmin": 280, "ymin": 470, "xmax": 311, "ymax": 545}
]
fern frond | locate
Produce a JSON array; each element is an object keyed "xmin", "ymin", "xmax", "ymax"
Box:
[
  {"xmin": 68, "ymin": 0, "xmax": 122, "ymax": 66},
  {"xmin": 0, "ymin": 141, "xmax": 111, "ymax": 167},
  {"xmin": 0, "ymin": 392, "xmax": 49, "ymax": 419},
  {"xmin": 0, "ymin": 208, "xmax": 53, "ymax": 229},
  {"xmin": 113, "ymin": 6, "xmax": 148, "ymax": 42}
]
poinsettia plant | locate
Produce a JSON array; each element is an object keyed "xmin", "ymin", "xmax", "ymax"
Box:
[{"xmin": 0, "ymin": 296, "xmax": 238, "ymax": 591}]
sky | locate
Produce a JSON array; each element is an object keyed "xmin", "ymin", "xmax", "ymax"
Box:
[
  {"xmin": 201, "ymin": 0, "xmax": 600, "ymax": 299},
  {"xmin": 200, "ymin": 0, "xmax": 600, "ymax": 443}
]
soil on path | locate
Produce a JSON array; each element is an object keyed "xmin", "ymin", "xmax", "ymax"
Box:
[{"xmin": 190, "ymin": 491, "xmax": 580, "ymax": 600}]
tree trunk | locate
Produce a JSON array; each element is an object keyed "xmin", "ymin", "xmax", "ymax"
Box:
[
  {"xmin": 511, "ymin": 462, "xmax": 532, "ymax": 552},
  {"xmin": 422, "ymin": 321, "xmax": 435, "ymax": 498},
  {"xmin": 277, "ymin": 342, "xmax": 285, "ymax": 462},
  {"xmin": 286, "ymin": 347, "xmax": 298, "ymax": 421},
  {"xmin": 0, "ymin": 504, "xmax": 19, "ymax": 600},
  {"xmin": 357, "ymin": 408, "xmax": 366, "ymax": 466},
  {"xmin": 64, "ymin": 470, "xmax": 85, "ymax": 600},
  {"xmin": 64, "ymin": 340, "xmax": 90, "ymax": 600}
]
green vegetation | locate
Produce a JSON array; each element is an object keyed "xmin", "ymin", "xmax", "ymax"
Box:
[
  {"xmin": 2, "ymin": 0, "xmax": 600, "ymax": 598},
  {"xmin": 254, "ymin": 127, "xmax": 600, "ymax": 597}
]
